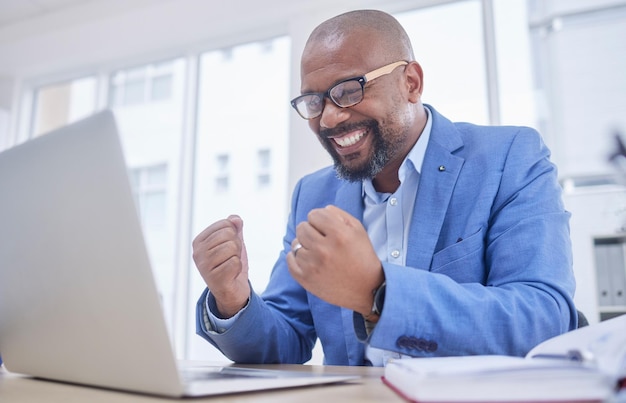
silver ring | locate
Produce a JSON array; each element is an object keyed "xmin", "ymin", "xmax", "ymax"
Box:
[{"xmin": 292, "ymin": 242, "xmax": 303, "ymax": 257}]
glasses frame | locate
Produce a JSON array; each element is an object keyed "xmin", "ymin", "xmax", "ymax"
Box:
[{"xmin": 290, "ymin": 60, "xmax": 409, "ymax": 120}]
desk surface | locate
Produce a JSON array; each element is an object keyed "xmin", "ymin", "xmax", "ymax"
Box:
[{"xmin": 0, "ymin": 364, "xmax": 401, "ymax": 402}]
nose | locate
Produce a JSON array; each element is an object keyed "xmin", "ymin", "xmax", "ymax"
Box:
[{"xmin": 318, "ymin": 98, "xmax": 350, "ymax": 129}]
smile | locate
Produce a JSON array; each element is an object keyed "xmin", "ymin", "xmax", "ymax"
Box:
[{"xmin": 332, "ymin": 129, "xmax": 366, "ymax": 148}]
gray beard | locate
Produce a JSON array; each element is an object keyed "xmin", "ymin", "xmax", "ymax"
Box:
[
  {"xmin": 321, "ymin": 121, "xmax": 391, "ymax": 182},
  {"xmin": 333, "ymin": 135, "xmax": 388, "ymax": 181}
]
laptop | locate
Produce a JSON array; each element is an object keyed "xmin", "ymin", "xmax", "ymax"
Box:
[{"xmin": 0, "ymin": 110, "xmax": 355, "ymax": 397}]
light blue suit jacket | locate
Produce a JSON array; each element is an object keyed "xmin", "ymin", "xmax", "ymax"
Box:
[{"xmin": 196, "ymin": 105, "xmax": 577, "ymax": 365}]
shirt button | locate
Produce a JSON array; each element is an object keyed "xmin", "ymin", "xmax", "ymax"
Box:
[
  {"xmin": 389, "ymin": 197, "xmax": 398, "ymax": 206},
  {"xmin": 391, "ymin": 250, "xmax": 400, "ymax": 258}
]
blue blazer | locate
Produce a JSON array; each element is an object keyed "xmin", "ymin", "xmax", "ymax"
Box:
[{"xmin": 196, "ymin": 105, "xmax": 577, "ymax": 365}]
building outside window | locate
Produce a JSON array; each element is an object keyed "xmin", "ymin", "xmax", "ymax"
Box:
[
  {"xmin": 215, "ymin": 153, "xmax": 230, "ymax": 192},
  {"xmin": 189, "ymin": 36, "xmax": 290, "ymax": 360},
  {"xmin": 257, "ymin": 148, "xmax": 271, "ymax": 188},
  {"xmin": 110, "ymin": 62, "xmax": 175, "ymax": 107},
  {"xmin": 107, "ymin": 58, "xmax": 187, "ymax": 340},
  {"xmin": 129, "ymin": 163, "xmax": 168, "ymax": 231}
]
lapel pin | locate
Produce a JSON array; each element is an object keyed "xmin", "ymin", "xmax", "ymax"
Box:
[{"xmin": 438, "ymin": 165, "xmax": 446, "ymax": 172}]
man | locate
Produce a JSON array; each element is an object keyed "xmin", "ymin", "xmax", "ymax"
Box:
[{"xmin": 192, "ymin": 9, "xmax": 577, "ymax": 366}]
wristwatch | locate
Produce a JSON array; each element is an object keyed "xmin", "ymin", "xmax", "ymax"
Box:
[{"xmin": 366, "ymin": 281, "xmax": 386, "ymax": 322}]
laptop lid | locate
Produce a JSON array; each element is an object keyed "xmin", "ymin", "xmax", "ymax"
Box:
[
  {"xmin": 0, "ymin": 111, "xmax": 353, "ymax": 397},
  {"xmin": 0, "ymin": 111, "xmax": 186, "ymax": 396}
]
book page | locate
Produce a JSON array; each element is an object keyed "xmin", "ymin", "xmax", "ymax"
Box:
[{"xmin": 526, "ymin": 314, "xmax": 626, "ymax": 376}]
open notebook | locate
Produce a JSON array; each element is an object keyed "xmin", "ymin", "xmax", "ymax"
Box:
[
  {"xmin": 0, "ymin": 110, "xmax": 354, "ymax": 397},
  {"xmin": 383, "ymin": 314, "xmax": 626, "ymax": 402}
]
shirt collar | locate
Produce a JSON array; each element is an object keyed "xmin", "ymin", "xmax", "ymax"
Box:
[{"xmin": 362, "ymin": 106, "xmax": 432, "ymax": 198}]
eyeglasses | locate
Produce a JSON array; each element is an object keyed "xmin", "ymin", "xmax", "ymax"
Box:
[{"xmin": 290, "ymin": 60, "xmax": 408, "ymax": 120}]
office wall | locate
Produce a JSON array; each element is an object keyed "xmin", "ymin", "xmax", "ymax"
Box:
[{"xmin": 527, "ymin": 0, "xmax": 626, "ymax": 323}]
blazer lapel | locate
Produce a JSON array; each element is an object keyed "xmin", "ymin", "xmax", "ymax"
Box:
[
  {"xmin": 406, "ymin": 107, "xmax": 465, "ymax": 270},
  {"xmin": 335, "ymin": 180, "xmax": 364, "ymax": 221}
]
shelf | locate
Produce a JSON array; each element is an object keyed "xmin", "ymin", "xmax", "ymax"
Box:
[{"xmin": 598, "ymin": 306, "xmax": 626, "ymax": 313}]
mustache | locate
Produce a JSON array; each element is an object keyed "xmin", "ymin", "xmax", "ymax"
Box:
[{"xmin": 319, "ymin": 121, "xmax": 375, "ymax": 139}]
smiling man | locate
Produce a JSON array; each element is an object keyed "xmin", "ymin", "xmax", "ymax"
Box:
[{"xmin": 192, "ymin": 9, "xmax": 578, "ymax": 366}]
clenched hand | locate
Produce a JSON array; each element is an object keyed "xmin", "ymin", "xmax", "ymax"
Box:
[
  {"xmin": 192, "ymin": 215, "xmax": 250, "ymax": 318},
  {"xmin": 286, "ymin": 205, "xmax": 384, "ymax": 317}
]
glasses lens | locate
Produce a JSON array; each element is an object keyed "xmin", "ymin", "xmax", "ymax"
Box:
[
  {"xmin": 329, "ymin": 79, "xmax": 363, "ymax": 107},
  {"xmin": 294, "ymin": 94, "xmax": 323, "ymax": 119}
]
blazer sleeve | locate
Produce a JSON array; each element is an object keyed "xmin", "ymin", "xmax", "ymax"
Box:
[
  {"xmin": 195, "ymin": 179, "xmax": 317, "ymax": 364},
  {"xmin": 362, "ymin": 126, "xmax": 577, "ymax": 357}
]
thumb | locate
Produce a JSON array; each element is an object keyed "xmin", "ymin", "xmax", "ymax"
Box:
[{"xmin": 227, "ymin": 215, "xmax": 249, "ymax": 269}]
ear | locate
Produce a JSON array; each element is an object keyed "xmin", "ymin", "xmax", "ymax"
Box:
[{"xmin": 405, "ymin": 61, "xmax": 424, "ymax": 103}]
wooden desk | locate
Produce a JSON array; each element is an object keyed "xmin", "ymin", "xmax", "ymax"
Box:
[{"xmin": 0, "ymin": 364, "xmax": 402, "ymax": 402}]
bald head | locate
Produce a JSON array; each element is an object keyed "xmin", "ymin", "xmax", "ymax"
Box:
[{"xmin": 304, "ymin": 10, "xmax": 415, "ymax": 64}]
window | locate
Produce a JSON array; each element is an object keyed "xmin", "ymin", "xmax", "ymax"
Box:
[
  {"xmin": 129, "ymin": 163, "xmax": 168, "ymax": 230},
  {"xmin": 118, "ymin": 67, "xmax": 146, "ymax": 105},
  {"xmin": 215, "ymin": 153, "xmax": 230, "ymax": 192},
  {"xmin": 110, "ymin": 62, "xmax": 175, "ymax": 106},
  {"xmin": 189, "ymin": 36, "xmax": 290, "ymax": 359},
  {"xmin": 257, "ymin": 148, "xmax": 271, "ymax": 188},
  {"xmin": 31, "ymin": 76, "xmax": 97, "ymax": 136},
  {"xmin": 493, "ymin": 0, "xmax": 536, "ymax": 127},
  {"xmin": 151, "ymin": 74, "xmax": 173, "ymax": 101},
  {"xmin": 108, "ymin": 57, "xmax": 187, "ymax": 338},
  {"xmin": 395, "ymin": 1, "xmax": 489, "ymax": 124}
]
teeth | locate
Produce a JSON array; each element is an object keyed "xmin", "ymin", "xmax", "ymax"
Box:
[{"xmin": 333, "ymin": 130, "xmax": 365, "ymax": 147}]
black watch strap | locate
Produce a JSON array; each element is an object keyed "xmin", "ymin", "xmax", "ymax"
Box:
[
  {"xmin": 365, "ymin": 281, "xmax": 387, "ymax": 324},
  {"xmin": 372, "ymin": 281, "xmax": 386, "ymax": 316}
]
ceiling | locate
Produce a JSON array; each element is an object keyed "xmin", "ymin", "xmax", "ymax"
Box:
[{"xmin": 0, "ymin": 0, "xmax": 96, "ymax": 27}]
